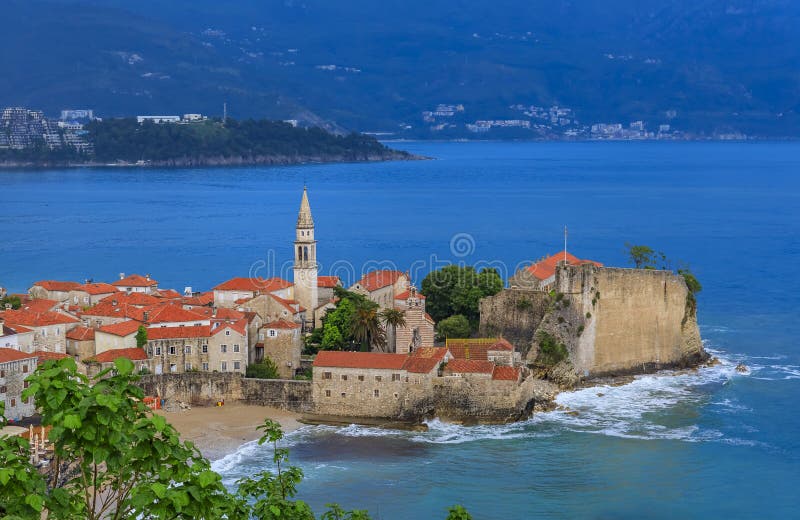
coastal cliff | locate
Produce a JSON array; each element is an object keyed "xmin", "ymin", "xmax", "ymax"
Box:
[{"xmin": 480, "ymin": 264, "xmax": 708, "ymax": 385}]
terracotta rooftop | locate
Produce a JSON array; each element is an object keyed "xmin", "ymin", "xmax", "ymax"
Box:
[
  {"xmin": 317, "ymin": 276, "xmax": 341, "ymax": 288},
  {"xmin": 271, "ymin": 294, "xmax": 305, "ymax": 314},
  {"xmin": 81, "ymin": 302, "xmax": 146, "ymax": 321},
  {"xmin": 492, "ymin": 366, "xmax": 521, "ymax": 381},
  {"xmin": 213, "ymin": 277, "xmax": 292, "ymax": 293},
  {"xmin": 403, "ymin": 347, "xmax": 449, "ymax": 373},
  {"xmin": 182, "ymin": 292, "xmax": 214, "ymax": 307},
  {"xmin": 99, "ymin": 292, "xmax": 160, "ymax": 307},
  {"xmin": 75, "ymin": 282, "xmax": 118, "ymax": 295},
  {"xmin": 145, "ymin": 303, "xmax": 207, "ymax": 324},
  {"xmin": 0, "ymin": 348, "xmax": 37, "ymax": 363},
  {"xmin": 98, "ymin": 320, "xmax": 142, "ymax": 337},
  {"xmin": 66, "ymin": 326, "xmax": 95, "ymax": 341},
  {"xmin": 264, "ymin": 319, "xmax": 301, "ymax": 330},
  {"xmin": 211, "ymin": 319, "xmax": 247, "ymax": 336},
  {"xmin": 89, "ymin": 348, "xmax": 148, "ymax": 363},
  {"xmin": 313, "ymin": 351, "xmax": 408, "ymax": 370},
  {"xmin": 354, "ymin": 270, "xmax": 405, "ymax": 292},
  {"xmin": 33, "ymin": 350, "xmax": 69, "ymax": 364},
  {"xmin": 192, "ymin": 307, "xmax": 245, "ymax": 321},
  {"xmin": 145, "ymin": 325, "xmax": 211, "ymax": 340},
  {"xmin": 395, "ymin": 290, "xmax": 426, "ymax": 300},
  {"xmin": 33, "ymin": 280, "xmax": 80, "ymax": 292},
  {"xmin": 444, "ymin": 359, "xmax": 495, "ymax": 374},
  {"xmin": 155, "ymin": 289, "xmax": 182, "ymax": 299},
  {"xmin": 0, "ymin": 309, "xmax": 79, "ymax": 327},
  {"xmin": 112, "ymin": 274, "xmax": 158, "ymax": 287},
  {"xmin": 525, "ymin": 251, "xmax": 603, "ymax": 281},
  {"xmin": 19, "ymin": 299, "xmax": 60, "ymax": 313}
]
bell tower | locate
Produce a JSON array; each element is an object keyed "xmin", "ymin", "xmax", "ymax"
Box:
[{"xmin": 293, "ymin": 187, "xmax": 318, "ymax": 321}]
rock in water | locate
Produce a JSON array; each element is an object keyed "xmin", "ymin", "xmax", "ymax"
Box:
[{"xmin": 735, "ymin": 363, "xmax": 749, "ymax": 373}]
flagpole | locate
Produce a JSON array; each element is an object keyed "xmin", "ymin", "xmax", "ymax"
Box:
[{"xmin": 564, "ymin": 225, "xmax": 567, "ymax": 262}]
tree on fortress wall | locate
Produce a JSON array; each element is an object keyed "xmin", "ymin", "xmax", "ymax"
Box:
[
  {"xmin": 0, "ymin": 358, "xmax": 472, "ymax": 519},
  {"xmin": 624, "ymin": 243, "xmax": 670, "ymax": 270},
  {"xmin": 422, "ymin": 265, "xmax": 503, "ymax": 330}
]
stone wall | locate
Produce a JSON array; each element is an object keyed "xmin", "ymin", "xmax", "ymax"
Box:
[
  {"xmin": 478, "ymin": 289, "xmax": 550, "ymax": 355},
  {"xmin": 137, "ymin": 373, "xmax": 312, "ymax": 412}
]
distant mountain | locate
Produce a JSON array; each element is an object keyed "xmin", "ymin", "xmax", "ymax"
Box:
[{"xmin": 2, "ymin": 0, "xmax": 799, "ymax": 137}]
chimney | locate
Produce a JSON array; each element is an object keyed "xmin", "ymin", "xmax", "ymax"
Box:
[
  {"xmin": 145, "ymin": 274, "xmax": 151, "ymax": 281},
  {"xmin": 119, "ymin": 272, "xmax": 125, "ymax": 280}
]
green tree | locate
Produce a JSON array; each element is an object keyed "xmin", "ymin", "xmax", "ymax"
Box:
[
  {"xmin": 0, "ymin": 294, "xmax": 22, "ymax": 310},
  {"xmin": 624, "ymin": 243, "xmax": 669, "ymax": 269},
  {"xmin": 135, "ymin": 325, "xmax": 148, "ymax": 348},
  {"xmin": 421, "ymin": 266, "xmax": 503, "ymax": 330},
  {"xmin": 350, "ymin": 305, "xmax": 385, "ymax": 352},
  {"xmin": 321, "ymin": 324, "xmax": 345, "ymax": 350},
  {"xmin": 379, "ymin": 308, "xmax": 406, "ymax": 353},
  {"xmin": 0, "ymin": 402, "xmax": 47, "ymax": 518},
  {"xmin": 678, "ymin": 267, "xmax": 702, "ymax": 316},
  {"xmin": 435, "ymin": 314, "xmax": 471, "ymax": 341},
  {"xmin": 19, "ymin": 357, "xmax": 244, "ymax": 520},
  {"xmin": 445, "ymin": 505, "xmax": 474, "ymax": 520},
  {"xmin": 247, "ymin": 357, "xmax": 281, "ymax": 379}
]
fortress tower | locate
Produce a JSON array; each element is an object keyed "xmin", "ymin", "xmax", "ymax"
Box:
[{"xmin": 293, "ymin": 187, "xmax": 318, "ymax": 322}]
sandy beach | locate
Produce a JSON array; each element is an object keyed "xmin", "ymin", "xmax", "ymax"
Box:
[{"xmin": 155, "ymin": 403, "xmax": 302, "ymax": 460}]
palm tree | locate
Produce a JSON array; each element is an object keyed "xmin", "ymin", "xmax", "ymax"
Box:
[
  {"xmin": 350, "ymin": 305, "xmax": 386, "ymax": 352},
  {"xmin": 379, "ymin": 308, "xmax": 406, "ymax": 353}
]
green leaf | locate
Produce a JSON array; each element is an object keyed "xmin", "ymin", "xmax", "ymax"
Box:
[
  {"xmin": 25, "ymin": 494, "xmax": 44, "ymax": 512},
  {"xmin": 63, "ymin": 414, "xmax": 82, "ymax": 429},
  {"xmin": 114, "ymin": 356, "xmax": 134, "ymax": 376},
  {"xmin": 151, "ymin": 482, "xmax": 167, "ymax": 499},
  {"xmin": 198, "ymin": 470, "xmax": 218, "ymax": 488}
]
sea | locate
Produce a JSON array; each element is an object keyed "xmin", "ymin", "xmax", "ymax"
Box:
[{"xmin": 1, "ymin": 141, "xmax": 799, "ymax": 518}]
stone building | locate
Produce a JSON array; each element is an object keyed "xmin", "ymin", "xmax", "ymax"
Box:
[
  {"xmin": 235, "ymin": 293, "xmax": 305, "ymax": 328},
  {"xmin": 0, "ymin": 308, "xmax": 79, "ymax": 354},
  {"xmin": 84, "ymin": 348, "xmax": 150, "ymax": 378},
  {"xmin": 392, "ymin": 286, "xmax": 435, "ymax": 354},
  {"xmin": 256, "ymin": 319, "xmax": 302, "ymax": 378},
  {"xmin": 0, "ymin": 348, "xmax": 37, "ymax": 421},
  {"xmin": 207, "ymin": 321, "xmax": 248, "ymax": 374},
  {"xmin": 68, "ymin": 282, "xmax": 118, "ymax": 307},
  {"xmin": 213, "ymin": 277, "xmax": 293, "ymax": 308},
  {"xmin": 112, "ymin": 273, "xmax": 159, "ymax": 294},
  {"xmin": 293, "ymin": 187, "xmax": 319, "ymax": 323},
  {"xmin": 145, "ymin": 325, "xmax": 211, "ymax": 375},
  {"xmin": 509, "ymin": 250, "xmax": 602, "ymax": 290},
  {"xmin": 95, "ymin": 320, "xmax": 140, "ymax": 355},
  {"xmin": 350, "ymin": 270, "xmax": 409, "ymax": 310},
  {"xmin": 80, "ymin": 300, "xmax": 146, "ymax": 328},
  {"xmin": 29, "ymin": 280, "xmax": 80, "ymax": 302},
  {"xmin": 66, "ymin": 326, "xmax": 96, "ymax": 360},
  {"xmin": 445, "ymin": 338, "xmax": 519, "ymax": 366}
]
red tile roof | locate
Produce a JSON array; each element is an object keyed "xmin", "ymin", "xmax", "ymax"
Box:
[
  {"xmin": 66, "ymin": 326, "xmax": 95, "ymax": 341},
  {"xmin": 112, "ymin": 274, "xmax": 158, "ymax": 287},
  {"xmin": 182, "ymin": 292, "xmax": 214, "ymax": 306},
  {"xmin": 192, "ymin": 307, "xmax": 245, "ymax": 320},
  {"xmin": 264, "ymin": 319, "xmax": 301, "ymax": 330},
  {"xmin": 0, "ymin": 347, "xmax": 37, "ymax": 363},
  {"xmin": 155, "ymin": 289, "xmax": 182, "ymax": 299},
  {"xmin": 492, "ymin": 366, "xmax": 520, "ymax": 381},
  {"xmin": 211, "ymin": 319, "xmax": 247, "ymax": 336},
  {"xmin": 98, "ymin": 320, "xmax": 142, "ymax": 337},
  {"xmin": 525, "ymin": 251, "xmax": 603, "ymax": 281},
  {"xmin": 444, "ymin": 359, "xmax": 495, "ymax": 374},
  {"xmin": 145, "ymin": 325, "xmax": 211, "ymax": 340},
  {"xmin": 75, "ymin": 282, "xmax": 118, "ymax": 296},
  {"xmin": 20, "ymin": 299, "xmax": 60, "ymax": 313},
  {"xmin": 213, "ymin": 277, "xmax": 292, "ymax": 293},
  {"xmin": 271, "ymin": 294, "xmax": 304, "ymax": 314},
  {"xmin": 489, "ymin": 338, "xmax": 515, "ymax": 351},
  {"xmin": 402, "ymin": 347, "xmax": 448, "ymax": 373},
  {"xmin": 89, "ymin": 348, "xmax": 148, "ymax": 363},
  {"xmin": 0, "ymin": 309, "xmax": 79, "ymax": 327},
  {"xmin": 144, "ymin": 303, "xmax": 207, "ymax": 324},
  {"xmin": 395, "ymin": 290, "xmax": 426, "ymax": 300},
  {"xmin": 33, "ymin": 350, "xmax": 69, "ymax": 364},
  {"xmin": 81, "ymin": 302, "xmax": 146, "ymax": 321},
  {"xmin": 354, "ymin": 270, "xmax": 405, "ymax": 292},
  {"xmin": 317, "ymin": 276, "xmax": 341, "ymax": 288},
  {"xmin": 33, "ymin": 280, "xmax": 80, "ymax": 292},
  {"xmin": 447, "ymin": 345, "xmax": 489, "ymax": 361},
  {"xmin": 313, "ymin": 351, "xmax": 408, "ymax": 370},
  {"xmin": 99, "ymin": 292, "xmax": 160, "ymax": 307}
]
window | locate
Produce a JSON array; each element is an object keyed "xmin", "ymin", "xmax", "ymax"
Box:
[
  {"xmin": 392, "ymin": 373, "xmax": 401, "ymax": 382},
  {"xmin": 202, "ymin": 344, "xmax": 208, "ymax": 353},
  {"xmin": 83, "ymin": 296, "xmax": 89, "ymax": 304},
  {"xmin": 269, "ymin": 329, "xmax": 277, "ymax": 338},
  {"xmin": 221, "ymin": 361, "xmax": 228, "ymax": 371},
  {"xmin": 323, "ymin": 372, "xmax": 332, "ymax": 380},
  {"xmin": 23, "ymin": 381, "xmax": 29, "ymax": 389},
  {"xmin": 375, "ymin": 375, "xmax": 382, "ymax": 382},
  {"xmin": 225, "ymin": 330, "xmax": 231, "ymax": 336},
  {"xmin": 170, "ymin": 364, "xmax": 177, "ymax": 373},
  {"xmin": 358, "ymin": 375, "xmax": 365, "ymax": 381},
  {"xmin": 185, "ymin": 363, "xmax": 192, "ymax": 371},
  {"xmin": 185, "ymin": 345, "xmax": 192, "ymax": 354},
  {"xmin": 340, "ymin": 392, "xmax": 346, "ymax": 397},
  {"xmin": 169, "ymin": 346, "xmax": 176, "ymax": 355},
  {"xmin": 258, "ymin": 332, "xmax": 264, "ymax": 340},
  {"xmin": 374, "ymin": 389, "xmax": 380, "ymax": 398},
  {"xmin": 22, "ymin": 365, "xmax": 28, "ymax": 373},
  {"xmin": 73, "ymin": 296, "xmax": 78, "ymax": 304},
  {"xmin": 233, "ymin": 344, "xmax": 240, "ymax": 353},
  {"xmin": 202, "ymin": 362, "xmax": 209, "ymax": 371},
  {"xmin": 155, "ymin": 346, "xmax": 162, "ymax": 356},
  {"xmin": 10, "ymin": 398, "xmax": 15, "ymax": 407},
  {"xmin": 0, "ymin": 385, "xmax": 6, "ymax": 393},
  {"xmin": 220, "ymin": 344, "xmax": 227, "ymax": 353},
  {"xmin": 325, "ymin": 389, "xmax": 331, "ymax": 397},
  {"xmin": 341, "ymin": 374, "xmax": 348, "ymax": 381},
  {"xmin": 234, "ymin": 361, "xmax": 241, "ymax": 370},
  {"xmin": 0, "ymin": 369, "xmax": 5, "ymax": 378}
]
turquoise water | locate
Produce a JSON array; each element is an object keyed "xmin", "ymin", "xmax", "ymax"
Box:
[{"xmin": 2, "ymin": 142, "xmax": 800, "ymax": 518}]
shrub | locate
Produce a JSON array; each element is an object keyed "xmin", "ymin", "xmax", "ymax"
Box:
[
  {"xmin": 246, "ymin": 357, "xmax": 281, "ymax": 379},
  {"xmin": 537, "ymin": 331, "xmax": 568, "ymax": 365}
]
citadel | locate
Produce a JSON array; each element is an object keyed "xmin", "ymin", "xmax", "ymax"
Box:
[{"xmin": 1, "ymin": 188, "xmax": 707, "ymax": 423}]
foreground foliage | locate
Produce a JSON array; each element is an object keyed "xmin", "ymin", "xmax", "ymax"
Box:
[{"xmin": 0, "ymin": 358, "xmax": 471, "ymax": 519}]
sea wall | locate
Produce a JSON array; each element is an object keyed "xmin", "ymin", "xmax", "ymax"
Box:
[
  {"xmin": 479, "ymin": 289, "xmax": 550, "ymax": 353},
  {"xmin": 137, "ymin": 373, "xmax": 312, "ymax": 412}
]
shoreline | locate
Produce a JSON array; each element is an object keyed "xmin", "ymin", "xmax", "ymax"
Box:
[{"xmin": 154, "ymin": 403, "xmax": 302, "ymax": 461}]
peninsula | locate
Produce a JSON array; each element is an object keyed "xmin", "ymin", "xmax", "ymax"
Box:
[{"xmin": 0, "ymin": 109, "xmax": 414, "ymax": 168}]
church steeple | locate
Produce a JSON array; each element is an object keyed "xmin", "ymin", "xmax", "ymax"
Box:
[{"xmin": 297, "ymin": 186, "xmax": 314, "ymax": 229}]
